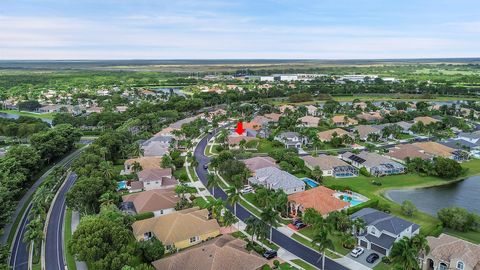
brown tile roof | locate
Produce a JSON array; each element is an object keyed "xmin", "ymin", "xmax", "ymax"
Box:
[
  {"xmin": 299, "ymin": 116, "xmax": 321, "ymax": 126},
  {"xmin": 413, "ymin": 141, "xmax": 455, "ymax": 158},
  {"xmin": 138, "ymin": 168, "xmax": 173, "ymax": 182},
  {"xmin": 125, "ymin": 157, "xmax": 162, "ymax": 170},
  {"xmin": 386, "ymin": 144, "xmax": 433, "ymax": 161},
  {"xmin": 331, "ymin": 115, "xmax": 358, "ymax": 125},
  {"xmin": 227, "ymin": 135, "xmax": 257, "ymax": 146},
  {"xmin": 414, "ymin": 116, "xmax": 440, "ymax": 125},
  {"xmin": 301, "ymin": 155, "xmax": 350, "ymax": 171},
  {"xmin": 264, "ymin": 113, "xmax": 282, "ymax": 122},
  {"xmin": 122, "ymin": 188, "xmax": 180, "ymax": 213},
  {"xmin": 288, "ymin": 186, "xmax": 350, "ymax": 216},
  {"xmin": 243, "ymin": 121, "xmax": 262, "ymax": 131},
  {"xmin": 317, "ymin": 128, "xmax": 351, "ymax": 142},
  {"xmin": 242, "ymin": 156, "xmax": 279, "ymax": 172},
  {"xmin": 355, "ymin": 125, "xmax": 381, "ymax": 139},
  {"xmin": 427, "ymin": 234, "xmax": 480, "ymax": 269},
  {"xmin": 151, "ymin": 234, "xmax": 267, "ymax": 270},
  {"xmin": 132, "ymin": 207, "xmax": 220, "ymax": 244}
]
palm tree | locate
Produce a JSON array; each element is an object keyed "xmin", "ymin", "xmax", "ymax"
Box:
[
  {"xmin": 245, "ymin": 216, "xmax": 258, "ymax": 243},
  {"xmin": 311, "ymin": 228, "xmax": 334, "ymax": 270},
  {"xmin": 389, "ymin": 236, "xmax": 420, "ymax": 270},
  {"xmin": 206, "ymin": 198, "xmax": 224, "ymax": 220},
  {"xmin": 339, "ymin": 232, "xmax": 356, "ymax": 249},
  {"xmin": 132, "ymin": 161, "xmax": 142, "ymax": 173},
  {"xmin": 206, "ymin": 173, "xmax": 220, "ymax": 197},
  {"xmin": 260, "ymin": 207, "xmax": 280, "ymax": 242},
  {"xmin": 411, "ymin": 234, "xmax": 430, "ymax": 258},
  {"xmin": 98, "ymin": 161, "xmax": 115, "ymax": 180},
  {"xmin": 99, "ymin": 191, "xmax": 116, "ymax": 206},
  {"xmin": 23, "ymin": 218, "xmax": 44, "ymax": 252},
  {"xmin": 226, "ymin": 186, "xmax": 240, "ymax": 216},
  {"xmin": 352, "ymin": 218, "xmax": 366, "ymax": 236},
  {"xmin": 311, "ymin": 166, "xmax": 323, "ymax": 182},
  {"xmin": 222, "ymin": 210, "xmax": 238, "ymax": 228}
]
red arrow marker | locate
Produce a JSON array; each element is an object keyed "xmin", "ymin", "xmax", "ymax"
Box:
[{"xmin": 235, "ymin": 121, "xmax": 245, "ymax": 135}]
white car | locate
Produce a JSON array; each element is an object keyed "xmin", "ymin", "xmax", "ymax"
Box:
[
  {"xmin": 240, "ymin": 185, "xmax": 253, "ymax": 194},
  {"xmin": 350, "ymin": 247, "xmax": 365, "ymax": 258}
]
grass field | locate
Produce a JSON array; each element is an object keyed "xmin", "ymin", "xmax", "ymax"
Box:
[
  {"xmin": 0, "ymin": 109, "xmax": 56, "ymax": 120},
  {"xmin": 64, "ymin": 208, "xmax": 77, "ymax": 270},
  {"xmin": 290, "ymin": 259, "xmax": 318, "ymax": 270}
]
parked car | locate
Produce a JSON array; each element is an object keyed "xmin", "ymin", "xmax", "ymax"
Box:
[
  {"xmin": 203, "ymin": 164, "xmax": 209, "ymax": 170},
  {"xmin": 292, "ymin": 219, "xmax": 303, "ymax": 225},
  {"xmin": 262, "ymin": 250, "xmax": 277, "ymax": 260},
  {"xmin": 240, "ymin": 185, "xmax": 253, "ymax": 194},
  {"xmin": 366, "ymin": 253, "xmax": 380, "ymax": 263},
  {"xmin": 350, "ymin": 247, "xmax": 365, "ymax": 258},
  {"xmin": 294, "ymin": 222, "xmax": 306, "ymax": 230}
]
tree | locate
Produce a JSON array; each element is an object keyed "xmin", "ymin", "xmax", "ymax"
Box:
[
  {"xmin": 389, "ymin": 236, "xmax": 421, "ymax": 270},
  {"xmin": 401, "ymin": 200, "xmax": 417, "ymax": 217},
  {"xmin": 438, "ymin": 207, "xmax": 478, "ymax": 232},
  {"xmin": 226, "ymin": 186, "xmax": 240, "ymax": 217},
  {"xmin": 310, "ymin": 166, "xmax": 323, "ymax": 182},
  {"xmin": 433, "ymin": 157, "xmax": 462, "ymax": 178},
  {"xmin": 311, "ymin": 228, "xmax": 334, "ymax": 270},
  {"xmin": 206, "ymin": 173, "xmax": 220, "ymax": 197},
  {"xmin": 222, "ymin": 210, "xmax": 238, "ymax": 228},
  {"xmin": 69, "ymin": 215, "xmax": 136, "ymax": 270},
  {"xmin": 66, "ymin": 176, "xmax": 115, "ymax": 214},
  {"xmin": 161, "ymin": 154, "xmax": 172, "ymax": 168},
  {"xmin": 260, "ymin": 207, "xmax": 280, "ymax": 242},
  {"xmin": 138, "ymin": 236, "xmax": 165, "ymax": 263}
]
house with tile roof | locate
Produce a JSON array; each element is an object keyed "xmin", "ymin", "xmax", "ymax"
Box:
[
  {"xmin": 357, "ymin": 112, "xmax": 384, "ymax": 122},
  {"xmin": 288, "ymin": 186, "xmax": 350, "ymax": 217},
  {"xmin": 122, "ymin": 188, "xmax": 179, "ymax": 216},
  {"xmin": 151, "ymin": 234, "xmax": 268, "ymax": 270},
  {"xmin": 132, "ymin": 207, "xmax": 220, "ymax": 251},
  {"xmin": 414, "ymin": 116, "xmax": 440, "ymax": 125},
  {"xmin": 354, "ymin": 125, "xmax": 382, "ymax": 141},
  {"xmin": 299, "ymin": 115, "xmax": 321, "ymax": 127},
  {"xmin": 331, "ymin": 115, "xmax": 358, "ymax": 127},
  {"xmin": 301, "ymin": 155, "xmax": 358, "ymax": 178},
  {"xmin": 422, "ymin": 233, "xmax": 480, "ymax": 270},
  {"xmin": 133, "ymin": 168, "xmax": 178, "ymax": 191},
  {"xmin": 248, "ymin": 167, "xmax": 305, "ymax": 195},
  {"xmin": 304, "ymin": 105, "xmax": 319, "ymax": 116},
  {"xmin": 414, "ymin": 141, "xmax": 468, "ymax": 161},
  {"xmin": 386, "ymin": 144, "xmax": 433, "ymax": 163},
  {"xmin": 317, "ymin": 128, "xmax": 352, "ymax": 142},
  {"xmin": 351, "ymin": 208, "xmax": 420, "ymax": 256},
  {"xmin": 242, "ymin": 156, "xmax": 279, "ymax": 172},
  {"xmin": 123, "ymin": 156, "xmax": 163, "ymax": 175},
  {"xmin": 341, "ymin": 151, "xmax": 405, "ymax": 176}
]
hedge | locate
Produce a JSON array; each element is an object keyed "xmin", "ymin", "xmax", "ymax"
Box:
[
  {"xmin": 346, "ymin": 198, "xmax": 379, "ymax": 215},
  {"xmin": 134, "ymin": 211, "xmax": 154, "ymax": 221}
]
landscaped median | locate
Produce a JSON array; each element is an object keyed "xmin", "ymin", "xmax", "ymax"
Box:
[{"xmin": 64, "ymin": 208, "xmax": 76, "ymax": 270}]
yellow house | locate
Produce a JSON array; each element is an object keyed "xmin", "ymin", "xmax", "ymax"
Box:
[{"xmin": 132, "ymin": 207, "xmax": 220, "ymax": 251}]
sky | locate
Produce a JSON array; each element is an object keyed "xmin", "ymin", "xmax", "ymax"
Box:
[{"xmin": 1, "ymin": 0, "xmax": 480, "ymax": 60}]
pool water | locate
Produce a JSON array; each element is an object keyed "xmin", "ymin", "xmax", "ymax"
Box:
[
  {"xmin": 117, "ymin": 181, "xmax": 127, "ymax": 190},
  {"xmin": 302, "ymin": 178, "xmax": 319, "ymax": 188},
  {"xmin": 341, "ymin": 196, "xmax": 363, "ymax": 206}
]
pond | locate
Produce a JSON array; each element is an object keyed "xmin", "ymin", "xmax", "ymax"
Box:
[{"xmin": 386, "ymin": 176, "xmax": 480, "ymax": 216}]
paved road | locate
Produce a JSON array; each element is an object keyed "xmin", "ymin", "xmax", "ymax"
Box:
[
  {"xmin": 44, "ymin": 173, "xmax": 78, "ymax": 270},
  {"xmin": 8, "ymin": 148, "xmax": 85, "ymax": 270},
  {"xmin": 194, "ymin": 131, "xmax": 350, "ymax": 270}
]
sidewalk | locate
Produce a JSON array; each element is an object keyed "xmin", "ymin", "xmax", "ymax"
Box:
[{"xmin": 71, "ymin": 211, "xmax": 87, "ymax": 270}]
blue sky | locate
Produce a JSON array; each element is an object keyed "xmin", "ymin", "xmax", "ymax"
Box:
[{"xmin": 1, "ymin": 0, "xmax": 479, "ymax": 59}]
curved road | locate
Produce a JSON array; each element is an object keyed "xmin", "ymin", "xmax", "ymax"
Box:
[
  {"xmin": 194, "ymin": 131, "xmax": 350, "ymax": 270},
  {"xmin": 8, "ymin": 148, "xmax": 84, "ymax": 270}
]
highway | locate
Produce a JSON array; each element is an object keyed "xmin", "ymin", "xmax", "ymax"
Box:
[
  {"xmin": 8, "ymin": 148, "xmax": 84, "ymax": 270},
  {"xmin": 193, "ymin": 131, "xmax": 350, "ymax": 270}
]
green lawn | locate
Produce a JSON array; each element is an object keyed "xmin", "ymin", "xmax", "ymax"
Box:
[
  {"xmin": 279, "ymin": 262, "xmax": 298, "ymax": 270},
  {"xmin": 290, "ymin": 259, "xmax": 318, "ymax": 270},
  {"xmin": 0, "ymin": 109, "xmax": 56, "ymax": 119},
  {"xmin": 64, "ymin": 208, "xmax": 77, "ymax": 270},
  {"xmin": 373, "ymin": 262, "xmax": 392, "ymax": 270},
  {"xmin": 444, "ymin": 228, "xmax": 480, "ymax": 244},
  {"xmin": 295, "ymin": 226, "xmax": 350, "ymax": 256},
  {"xmin": 323, "ymin": 158, "xmax": 480, "ymax": 239}
]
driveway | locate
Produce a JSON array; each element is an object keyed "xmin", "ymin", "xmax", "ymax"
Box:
[{"xmin": 349, "ymin": 249, "xmax": 383, "ymax": 268}]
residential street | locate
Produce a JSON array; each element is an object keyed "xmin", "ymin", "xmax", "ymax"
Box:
[{"xmin": 193, "ymin": 130, "xmax": 351, "ymax": 270}]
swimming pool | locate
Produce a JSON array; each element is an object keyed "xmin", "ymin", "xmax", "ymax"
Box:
[
  {"xmin": 117, "ymin": 181, "xmax": 127, "ymax": 190},
  {"xmin": 340, "ymin": 195, "xmax": 364, "ymax": 206},
  {"xmin": 302, "ymin": 178, "xmax": 319, "ymax": 188}
]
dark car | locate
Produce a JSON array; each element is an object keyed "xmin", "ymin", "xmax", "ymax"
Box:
[
  {"xmin": 366, "ymin": 253, "xmax": 380, "ymax": 263},
  {"xmin": 262, "ymin": 250, "xmax": 277, "ymax": 260},
  {"xmin": 292, "ymin": 219, "xmax": 303, "ymax": 225},
  {"xmin": 294, "ymin": 222, "xmax": 306, "ymax": 230},
  {"xmin": 203, "ymin": 164, "xmax": 209, "ymax": 170}
]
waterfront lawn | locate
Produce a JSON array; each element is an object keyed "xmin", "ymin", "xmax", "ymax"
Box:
[
  {"xmin": 323, "ymin": 173, "xmax": 447, "ymax": 236},
  {"xmin": 444, "ymin": 228, "xmax": 480, "ymax": 244}
]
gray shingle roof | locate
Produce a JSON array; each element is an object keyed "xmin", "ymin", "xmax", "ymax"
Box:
[
  {"xmin": 365, "ymin": 233, "xmax": 397, "ymax": 249},
  {"xmin": 248, "ymin": 167, "xmax": 305, "ymax": 191},
  {"xmin": 351, "ymin": 208, "xmax": 418, "ymax": 235},
  {"xmin": 440, "ymin": 139, "xmax": 477, "ymax": 150}
]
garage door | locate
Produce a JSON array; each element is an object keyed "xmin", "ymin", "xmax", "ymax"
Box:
[
  {"xmin": 371, "ymin": 243, "xmax": 387, "ymax": 255},
  {"xmin": 360, "ymin": 240, "xmax": 368, "ymax": 248}
]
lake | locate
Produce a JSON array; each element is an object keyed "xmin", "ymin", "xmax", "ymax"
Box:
[{"xmin": 386, "ymin": 176, "xmax": 480, "ymax": 216}]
